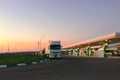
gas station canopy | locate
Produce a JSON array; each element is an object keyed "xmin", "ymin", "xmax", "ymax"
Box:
[{"xmin": 64, "ymin": 32, "xmax": 120, "ymax": 49}]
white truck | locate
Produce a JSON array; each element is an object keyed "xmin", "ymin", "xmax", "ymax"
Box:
[{"xmin": 45, "ymin": 41, "xmax": 62, "ymax": 58}]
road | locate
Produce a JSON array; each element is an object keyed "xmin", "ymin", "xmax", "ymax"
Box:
[{"xmin": 0, "ymin": 57, "xmax": 120, "ymax": 80}]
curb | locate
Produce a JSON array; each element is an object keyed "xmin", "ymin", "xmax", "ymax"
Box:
[
  {"xmin": 17, "ymin": 63, "xmax": 27, "ymax": 66},
  {"xmin": 0, "ymin": 65, "xmax": 7, "ymax": 68},
  {"xmin": 0, "ymin": 59, "xmax": 49, "ymax": 68},
  {"xmin": 32, "ymin": 62, "xmax": 38, "ymax": 64}
]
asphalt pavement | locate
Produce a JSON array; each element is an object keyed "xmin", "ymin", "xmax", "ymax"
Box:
[{"xmin": 0, "ymin": 57, "xmax": 120, "ymax": 80}]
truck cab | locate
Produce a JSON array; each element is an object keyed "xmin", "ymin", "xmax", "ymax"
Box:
[{"xmin": 45, "ymin": 41, "xmax": 62, "ymax": 58}]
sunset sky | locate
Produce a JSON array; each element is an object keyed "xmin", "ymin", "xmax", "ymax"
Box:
[{"xmin": 0, "ymin": 0, "xmax": 120, "ymax": 52}]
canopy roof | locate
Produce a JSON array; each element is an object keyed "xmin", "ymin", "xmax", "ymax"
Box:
[{"xmin": 64, "ymin": 32, "xmax": 120, "ymax": 49}]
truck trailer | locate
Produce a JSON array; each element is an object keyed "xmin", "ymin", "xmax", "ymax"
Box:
[{"xmin": 45, "ymin": 41, "xmax": 62, "ymax": 58}]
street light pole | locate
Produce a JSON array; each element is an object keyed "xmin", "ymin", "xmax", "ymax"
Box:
[
  {"xmin": 40, "ymin": 36, "xmax": 45, "ymax": 55},
  {"xmin": 7, "ymin": 42, "xmax": 9, "ymax": 53},
  {"xmin": 37, "ymin": 41, "xmax": 40, "ymax": 54},
  {"xmin": 1, "ymin": 46, "xmax": 3, "ymax": 53}
]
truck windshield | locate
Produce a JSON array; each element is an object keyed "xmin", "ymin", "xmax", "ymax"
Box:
[{"xmin": 50, "ymin": 45, "xmax": 61, "ymax": 50}]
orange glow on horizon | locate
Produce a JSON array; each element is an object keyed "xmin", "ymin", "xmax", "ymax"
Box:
[
  {"xmin": 0, "ymin": 37, "xmax": 70, "ymax": 53},
  {"xmin": 0, "ymin": 41, "xmax": 47, "ymax": 53}
]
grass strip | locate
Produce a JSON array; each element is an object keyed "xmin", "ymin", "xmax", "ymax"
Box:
[{"xmin": 0, "ymin": 54, "xmax": 47, "ymax": 66}]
